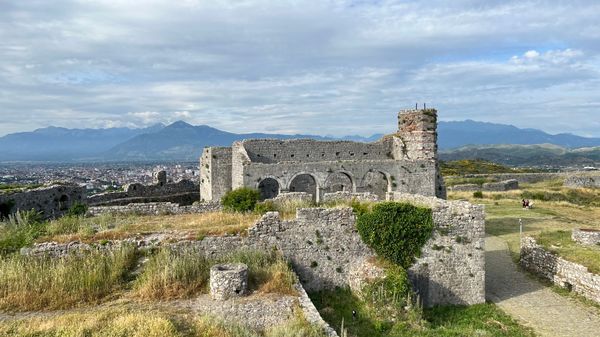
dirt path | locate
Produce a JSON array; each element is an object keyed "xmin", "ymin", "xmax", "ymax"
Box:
[{"xmin": 486, "ymin": 235, "xmax": 600, "ymax": 337}]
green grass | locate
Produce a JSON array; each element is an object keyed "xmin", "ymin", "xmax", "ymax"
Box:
[
  {"xmin": 0, "ymin": 245, "xmax": 138, "ymax": 311},
  {"xmin": 309, "ymin": 288, "xmax": 534, "ymax": 337},
  {"xmin": 449, "ymin": 178, "xmax": 600, "ymax": 266},
  {"xmin": 440, "ymin": 159, "xmax": 538, "ymax": 177},
  {"xmin": 535, "ymin": 230, "xmax": 600, "ymax": 274},
  {"xmin": 134, "ymin": 248, "xmax": 297, "ymax": 300}
]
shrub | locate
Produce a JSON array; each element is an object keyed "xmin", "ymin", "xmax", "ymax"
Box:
[
  {"xmin": 356, "ymin": 202, "xmax": 433, "ymax": 268},
  {"xmin": 222, "ymin": 188, "xmax": 260, "ymax": 212},
  {"xmin": 67, "ymin": 202, "xmax": 88, "ymax": 216},
  {"xmin": 473, "ymin": 191, "xmax": 484, "ymax": 198}
]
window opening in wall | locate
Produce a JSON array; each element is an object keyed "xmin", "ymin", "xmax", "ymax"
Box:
[
  {"xmin": 350, "ymin": 153, "xmax": 354, "ymax": 156},
  {"xmin": 336, "ymin": 152, "xmax": 340, "ymax": 156},
  {"xmin": 291, "ymin": 154, "xmax": 295, "ymax": 158},
  {"xmin": 274, "ymin": 154, "xmax": 277, "ymax": 158},
  {"xmin": 363, "ymin": 152, "xmax": 368, "ymax": 155},
  {"xmin": 321, "ymin": 153, "xmax": 325, "ymax": 157},
  {"xmin": 306, "ymin": 154, "xmax": 310, "ymax": 157}
]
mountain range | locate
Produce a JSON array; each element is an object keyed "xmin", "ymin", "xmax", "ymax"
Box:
[{"xmin": 1, "ymin": 120, "xmax": 599, "ymax": 163}]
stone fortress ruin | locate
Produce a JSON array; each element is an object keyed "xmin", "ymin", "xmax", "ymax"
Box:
[
  {"xmin": 4, "ymin": 108, "xmax": 488, "ymax": 333},
  {"xmin": 200, "ymin": 109, "xmax": 446, "ymax": 203}
]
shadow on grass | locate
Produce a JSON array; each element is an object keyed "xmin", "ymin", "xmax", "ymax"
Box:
[{"xmin": 309, "ymin": 288, "xmax": 535, "ymax": 337}]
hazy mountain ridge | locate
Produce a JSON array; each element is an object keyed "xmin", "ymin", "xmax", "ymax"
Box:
[
  {"xmin": 440, "ymin": 144, "xmax": 600, "ymax": 167},
  {"xmin": 1, "ymin": 119, "xmax": 600, "ymax": 162}
]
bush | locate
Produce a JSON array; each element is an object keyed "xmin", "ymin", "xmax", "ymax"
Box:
[
  {"xmin": 67, "ymin": 202, "xmax": 88, "ymax": 216},
  {"xmin": 222, "ymin": 188, "xmax": 260, "ymax": 212},
  {"xmin": 473, "ymin": 191, "xmax": 484, "ymax": 198},
  {"xmin": 356, "ymin": 202, "xmax": 433, "ymax": 268}
]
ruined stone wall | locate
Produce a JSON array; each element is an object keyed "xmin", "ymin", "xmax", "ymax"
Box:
[
  {"xmin": 321, "ymin": 191, "xmax": 379, "ymax": 203},
  {"xmin": 564, "ymin": 175, "xmax": 600, "ymax": 189},
  {"xmin": 33, "ymin": 198, "xmax": 484, "ymax": 307},
  {"xmin": 571, "ymin": 229, "xmax": 600, "ymax": 246},
  {"xmin": 521, "ymin": 236, "xmax": 600, "ymax": 304},
  {"xmin": 88, "ymin": 178, "xmax": 199, "ymax": 206},
  {"xmin": 0, "ymin": 185, "xmax": 86, "ymax": 219},
  {"xmin": 449, "ymin": 179, "xmax": 519, "ymax": 192},
  {"xmin": 388, "ymin": 192, "xmax": 486, "ymax": 306},
  {"xmin": 238, "ymin": 159, "xmax": 437, "ymax": 202},
  {"xmin": 88, "ymin": 201, "xmax": 222, "ymax": 216},
  {"xmin": 449, "ymin": 173, "xmax": 563, "ymax": 184},
  {"xmin": 240, "ymin": 139, "xmax": 391, "ymax": 163},
  {"xmin": 200, "ymin": 147, "xmax": 232, "ymax": 202}
]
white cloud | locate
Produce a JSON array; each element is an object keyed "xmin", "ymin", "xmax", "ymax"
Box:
[{"xmin": 0, "ymin": 0, "xmax": 599, "ymax": 137}]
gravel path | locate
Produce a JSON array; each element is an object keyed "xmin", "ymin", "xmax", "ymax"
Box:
[{"xmin": 486, "ymin": 235, "xmax": 600, "ymax": 337}]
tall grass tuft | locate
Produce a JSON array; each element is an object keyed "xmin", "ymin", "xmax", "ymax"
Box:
[
  {"xmin": 133, "ymin": 247, "xmax": 211, "ymax": 299},
  {"xmin": 0, "ymin": 245, "xmax": 137, "ymax": 311},
  {"xmin": 0, "ymin": 210, "xmax": 45, "ymax": 254},
  {"xmin": 266, "ymin": 313, "xmax": 328, "ymax": 337},
  {"xmin": 134, "ymin": 248, "xmax": 297, "ymax": 300}
]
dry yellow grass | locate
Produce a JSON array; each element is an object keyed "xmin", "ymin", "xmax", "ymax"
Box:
[{"xmin": 41, "ymin": 211, "xmax": 261, "ymax": 243}]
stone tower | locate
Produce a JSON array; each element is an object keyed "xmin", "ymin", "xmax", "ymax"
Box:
[
  {"xmin": 153, "ymin": 170, "xmax": 167, "ymax": 186},
  {"xmin": 396, "ymin": 109, "xmax": 437, "ymax": 161}
]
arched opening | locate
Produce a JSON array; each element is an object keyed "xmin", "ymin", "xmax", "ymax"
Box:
[
  {"xmin": 363, "ymin": 171, "xmax": 389, "ymax": 200},
  {"xmin": 323, "ymin": 172, "xmax": 353, "ymax": 194},
  {"xmin": 258, "ymin": 178, "xmax": 280, "ymax": 200},
  {"xmin": 58, "ymin": 194, "xmax": 69, "ymax": 211},
  {"xmin": 289, "ymin": 174, "xmax": 318, "ymax": 201}
]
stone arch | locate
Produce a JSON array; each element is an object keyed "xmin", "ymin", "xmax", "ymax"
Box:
[
  {"xmin": 258, "ymin": 177, "xmax": 280, "ymax": 200},
  {"xmin": 323, "ymin": 171, "xmax": 354, "ymax": 194},
  {"xmin": 289, "ymin": 173, "xmax": 318, "ymax": 201},
  {"xmin": 362, "ymin": 170, "xmax": 390, "ymax": 200}
]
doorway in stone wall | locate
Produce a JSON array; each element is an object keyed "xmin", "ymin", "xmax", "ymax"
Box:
[
  {"xmin": 258, "ymin": 178, "xmax": 280, "ymax": 200},
  {"xmin": 289, "ymin": 174, "xmax": 318, "ymax": 201}
]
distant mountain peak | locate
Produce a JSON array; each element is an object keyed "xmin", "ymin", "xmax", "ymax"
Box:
[{"xmin": 167, "ymin": 120, "xmax": 193, "ymax": 128}]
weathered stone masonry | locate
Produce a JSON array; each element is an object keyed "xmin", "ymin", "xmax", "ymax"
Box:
[
  {"xmin": 29, "ymin": 198, "xmax": 485, "ymax": 307},
  {"xmin": 0, "ymin": 184, "xmax": 86, "ymax": 219},
  {"xmin": 200, "ymin": 109, "xmax": 446, "ymax": 203},
  {"xmin": 521, "ymin": 236, "xmax": 600, "ymax": 304}
]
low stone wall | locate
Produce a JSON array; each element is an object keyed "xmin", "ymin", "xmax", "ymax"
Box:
[
  {"xmin": 448, "ymin": 179, "xmax": 518, "ymax": 192},
  {"xmin": 564, "ymin": 175, "xmax": 600, "ymax": 189},
  {"xmin": 0, "ymin": 184, "xmax": 86, "ymax": 219},
  {"xmin": 520, "ymin": 236, "xmax": 600, "ymax": 304},
  {"xmin": 572, "ymin": 229, "xmax": 600, "ymax": 246},
  {"xmin": 87, "ymin": 201, "xmax": 222, "ymax": 216},
  {"xmin": 267, "ymin": 192, "xmax": 313, "ymax": 205},
  {"xmin": 88, "ymin": 178, "xmax": 199, "ymax": 206},
  {"xmin": 448, "ymin": 173, "xmax": 563, "ymax": 184},
  {"xmin": 294, "ymin": 282, "xmax": 338, "ymax": 337},
  {"xmin": 388, "ymin": 192, "xmax": 486, "ymax": 307},
  {"xmin": 321, "ymin": 191, "xmax": 379, "ymax": 203},
  {"xmin": 448, "ymin": 184, "xmax": 481, "ymax": 192}
]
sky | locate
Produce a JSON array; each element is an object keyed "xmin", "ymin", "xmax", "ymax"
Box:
[{"xmin": 1, "ymin": 0, "xmax": 599, "ymax": 137}]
